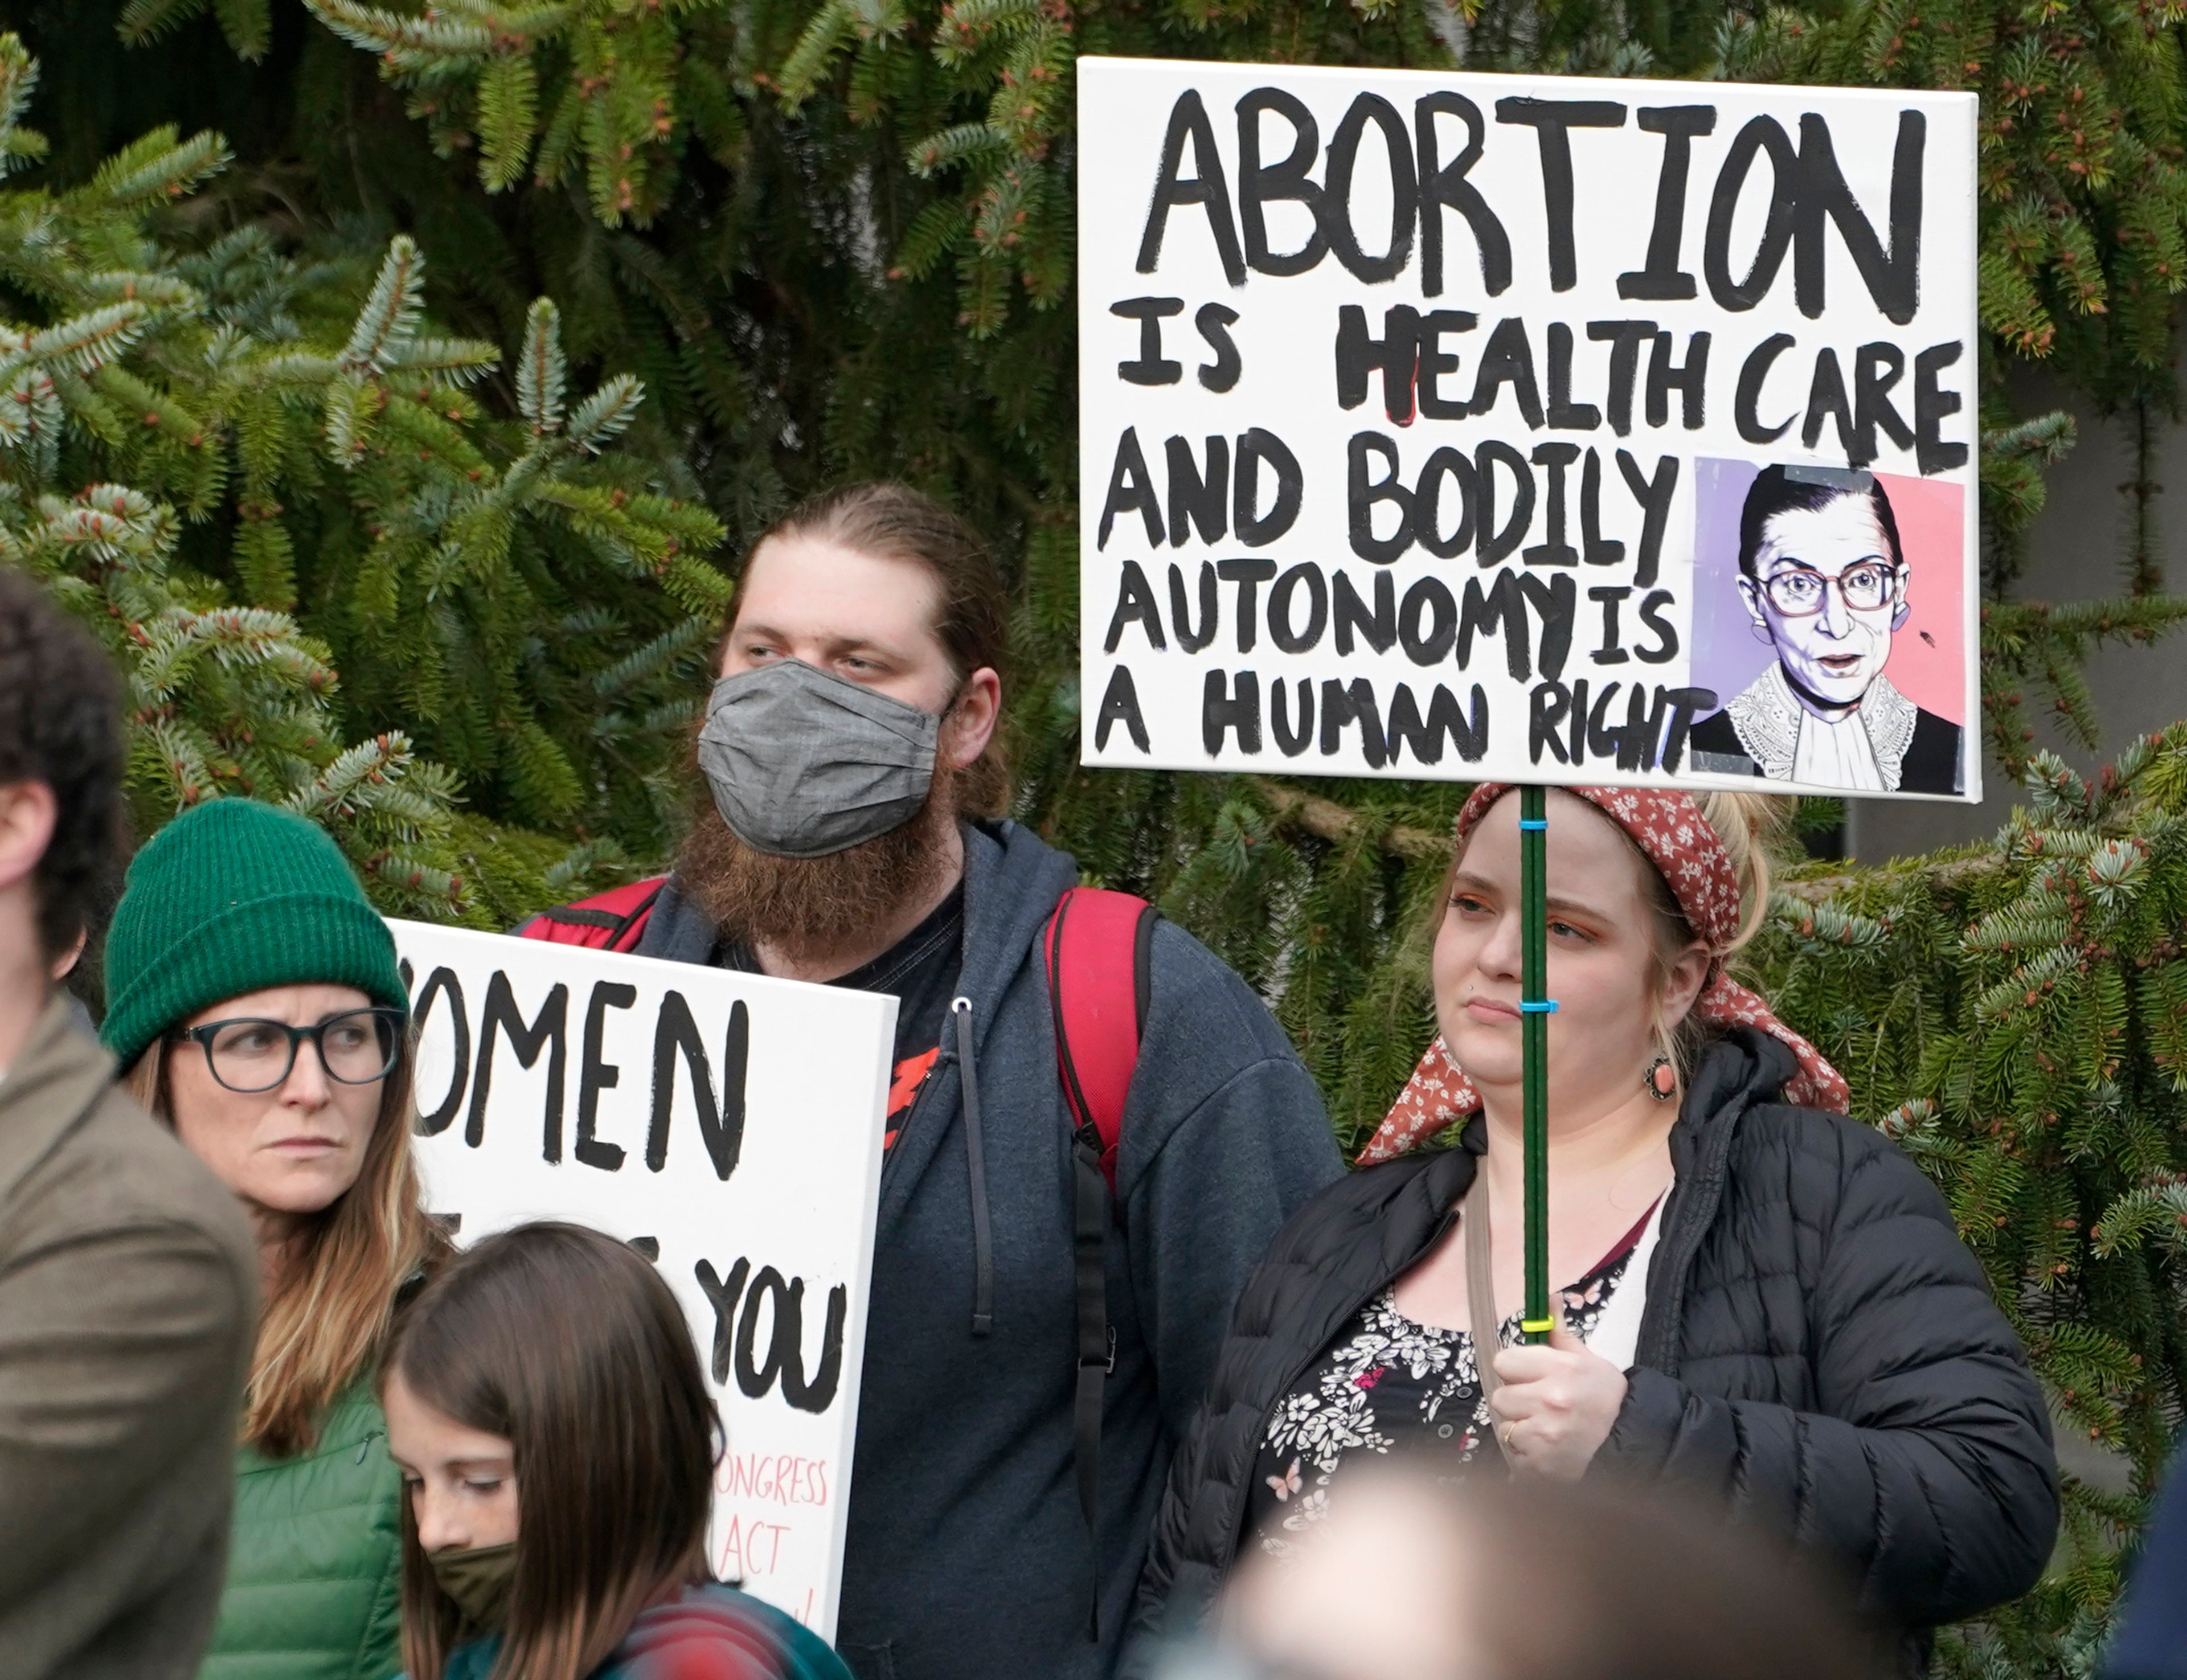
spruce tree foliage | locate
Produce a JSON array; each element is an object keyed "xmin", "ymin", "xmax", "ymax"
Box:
[
  {"xmin": 0, "ymin": 32, "xmax": 726, "ymax": 926},
  {"xmin": 1759, "ymin": 732, "xmax": 2187, "ymax": 1677},
  {"xmin": 141, "ymin": 0, "xmax": 2187, "ymax": 438}
]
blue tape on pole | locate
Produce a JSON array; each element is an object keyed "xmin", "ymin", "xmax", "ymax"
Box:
[
  {"xmin": 1518, "ymin": 819, "xmax": 1547, "ymax": 831},
  {"xmin": 1519, "ymin": 1000, "xmax": 1559, "ymax": 1013}
]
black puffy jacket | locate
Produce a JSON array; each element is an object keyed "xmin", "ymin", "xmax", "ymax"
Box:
[{"xmin": 1131, "ymin": 1030, "xmax": 2059, "ymax": 1673}]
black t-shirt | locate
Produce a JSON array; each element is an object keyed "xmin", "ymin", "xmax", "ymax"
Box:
[{"xmin": 719, "ymin": 884, "xmax": 964, "ymax": 1153}]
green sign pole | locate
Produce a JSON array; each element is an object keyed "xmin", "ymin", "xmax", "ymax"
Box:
[{"xmin": 1519, "ymin": 785, "xmax": 1553, "ymax": 1346}]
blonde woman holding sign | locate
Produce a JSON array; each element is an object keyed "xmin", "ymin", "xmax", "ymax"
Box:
[
  {"xmin": 1132, "ymin": 786, "xmax": 2056, "ymax": 1674},
  {"xmin": 104, "ymin": 799, "xmax": 448, "ymax": 1680}
]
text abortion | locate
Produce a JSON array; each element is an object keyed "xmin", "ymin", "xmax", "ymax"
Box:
[{"xmin": 1077, "ymin": 59, "xmax": 1980, "ymax": 798}]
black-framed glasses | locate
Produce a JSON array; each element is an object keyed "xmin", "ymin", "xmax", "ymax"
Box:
[
  {"xmin": 167, "ymin": 1007, "xmax": 407, "ymax": 1095},
  {"xmin": 1757, "ymin": 559, "xmax": 1900, "ymax": 617}
]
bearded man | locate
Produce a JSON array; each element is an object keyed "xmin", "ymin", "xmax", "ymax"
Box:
[{"xmin": 521, "ymin": 483, "xmax": 1344, "ymax": 1680}]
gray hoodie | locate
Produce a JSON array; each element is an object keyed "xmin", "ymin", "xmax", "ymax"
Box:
[{"xmin": 638, "ymin": 819, "xmax": 1344, "ymax": 1680}]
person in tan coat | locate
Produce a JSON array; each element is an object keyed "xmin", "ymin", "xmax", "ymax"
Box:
[{"xmin": 0, "ymin": 568, "xmax": 258, "ymax": 1679}]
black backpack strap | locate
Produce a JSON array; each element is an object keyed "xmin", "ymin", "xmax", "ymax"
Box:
[
  {"xmin": 538, "ymin": 904, "xmax": 625, "ymax": 928},
  {"xmin": 1070, "ymin": 1119, "xmax": 1111, "ymax": 1638},
  {"xmin": 1045, "ymin": 887, "xmax": 1154, "ymax": 1642}
]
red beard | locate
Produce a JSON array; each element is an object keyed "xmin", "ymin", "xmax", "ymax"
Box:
[{"xmin": 676, "ymin": 761, "xmax": 960, "ymax": 966}]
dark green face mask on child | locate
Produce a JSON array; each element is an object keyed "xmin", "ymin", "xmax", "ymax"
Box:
[{"xmin": 429, "ymin": 1541, "xmax": 518, "ymax": 1629}]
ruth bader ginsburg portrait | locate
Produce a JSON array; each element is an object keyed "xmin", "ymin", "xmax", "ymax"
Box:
[{"xmin": 1686, "ymin": 462, "xmax": 1965, "ymax": 796}]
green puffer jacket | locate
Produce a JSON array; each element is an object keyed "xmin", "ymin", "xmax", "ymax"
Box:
[{"xmin": 199, "ymin": 1378, "xmax": 405, "ymax": 1680}]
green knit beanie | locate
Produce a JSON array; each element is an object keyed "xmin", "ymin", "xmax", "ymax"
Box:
[{"xmin": 101, "ymin": 799, "xmax": 407, "ymax": 1071}]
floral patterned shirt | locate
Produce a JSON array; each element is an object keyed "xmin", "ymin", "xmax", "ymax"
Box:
[{"xmin": 1246, "ymin": 1202, "xmax": 1658, "ymax": 1557}]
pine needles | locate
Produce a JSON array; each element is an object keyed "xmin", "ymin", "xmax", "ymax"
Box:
[
  {"xmin": 1803, "ymin": 732, "xmax": 2187, "ymax": 1675},
  {"xmin": 0, "ymin": 34, "xmax": 727, "ymax": 923}
]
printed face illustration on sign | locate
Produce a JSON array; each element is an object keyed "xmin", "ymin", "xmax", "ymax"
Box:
[
  {"xmin": 1742, "ymin": 469, "xmax": 1904, "ymax": 704},
  {"xmin": 1687, "ymin": 464, "xmax": 1964, "ymax": 794}
]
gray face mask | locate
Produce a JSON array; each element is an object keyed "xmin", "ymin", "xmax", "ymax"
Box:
[{"xmin": 696, "ymin": 659, "xmax": 943, "ymax": 858}]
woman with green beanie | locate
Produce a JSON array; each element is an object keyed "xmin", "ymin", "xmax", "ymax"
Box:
[{"xmin": 104, "ymin": 798, "xmax": 447, "ymax": 1680}]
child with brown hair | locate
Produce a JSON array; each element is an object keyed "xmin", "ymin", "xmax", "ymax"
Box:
[{"xmin": 382, "ymin": 1222, "xmax": 851, "ymax": 1680}]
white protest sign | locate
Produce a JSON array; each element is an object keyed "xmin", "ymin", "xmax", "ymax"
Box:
[
  {"xmin": 388, "ymin": 920, "xmax": 894, "ymax": 1640},
  {"xmin": 1079, "ymin": 59, "xmax": 1980, "ymax": 801}
]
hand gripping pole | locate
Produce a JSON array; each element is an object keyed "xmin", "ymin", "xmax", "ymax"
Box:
[{"xmin": 1519, "ymin": 790, "xmax": 1553, "ymax": 1344}]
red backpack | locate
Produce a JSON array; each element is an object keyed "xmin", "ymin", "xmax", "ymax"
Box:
[
  {"xmin": 520, "ymin": 877, "xmax": 1151, "ymax": 1601},
  {"xmin": 515, "ymin": 876, "xmax": 665, "ymax": 953}
]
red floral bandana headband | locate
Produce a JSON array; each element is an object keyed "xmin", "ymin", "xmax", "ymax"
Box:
[{"xmin": 1353, "ymin": 784, "xmax": 1850, "ymax": 1166}]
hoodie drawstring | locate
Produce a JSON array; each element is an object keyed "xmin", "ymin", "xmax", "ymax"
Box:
[{"xmin": 953, "ymin": 996, "xmax": 994, "ymax": 1337}]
